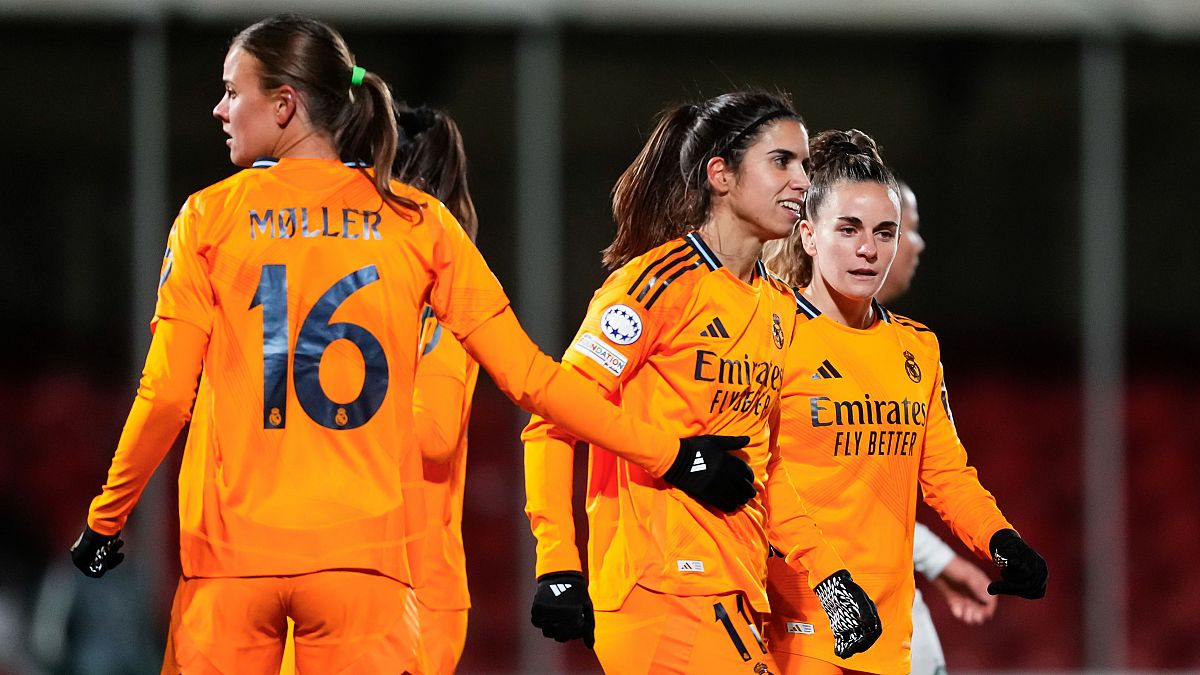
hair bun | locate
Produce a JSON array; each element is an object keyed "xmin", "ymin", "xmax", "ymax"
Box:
[
  {"xmin": 397, "ymin": 105, "xmax": 440, "ymax": 139},
  {"xmin": 832, "ymin": 140, "xmax": 862, "ymax": 158}
]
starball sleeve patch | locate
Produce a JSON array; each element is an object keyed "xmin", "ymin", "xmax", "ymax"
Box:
[{"xmin": 599, "ymin": 304, "xmax": 643, "ymax": 345}]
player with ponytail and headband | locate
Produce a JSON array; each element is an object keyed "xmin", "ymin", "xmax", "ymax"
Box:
[
  {"xmin": 523, "ymin": 91, "xmax": 882, "ymax": 673},
  {"xmin": 68, "ymin": 14, "xmax": 758, "ymax": 674},
  {"xmin": 762, "ymin": 130, "xmax": 1048, "ymax": 674}
]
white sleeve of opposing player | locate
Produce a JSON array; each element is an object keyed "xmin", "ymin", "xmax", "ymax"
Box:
[{"xmin": 913, "ymin": 522, "xmax": 956, "ymax": 581}]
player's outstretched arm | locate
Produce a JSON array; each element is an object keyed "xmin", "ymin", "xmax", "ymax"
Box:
[{"xmin": 462, "ymin": 306, "xmax": 755, "ymax": 511}]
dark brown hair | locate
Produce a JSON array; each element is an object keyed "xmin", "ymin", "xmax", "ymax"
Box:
[
  {"xmin": 394, "ymin": 105, "xmax": 478, "ymax": 240},
  {"xmin": 232, "ymin": 14, "xmax": 420, "ymax": 219},
  {"xmin": 764, "ymin": 128, "xmax": 898, "ymax": 286},
  {"xmin": 605, "ymin": 90, "xmax": 801, "ymax": 269}
]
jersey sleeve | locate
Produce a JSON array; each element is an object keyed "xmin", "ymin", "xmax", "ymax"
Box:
[
  {"xmin": 523, "ymin": 406, "xmax": 586, "ymax": 577},
  {"xmin": 919, "ymin": 358, "xmax": 1014, "ymax": 560},
  {"xmin": 152, "ymin": 198, "xmax": 216, "ymax": 335},
  {"xmin": 463, "ymin": 307, "xmax": 678, "ymax": 473},
  {"xmin": 87, "ymin": 318, "xmax": 208, "ymax": 534},
  {"xmin": 413, "ymin": 311, "xmax": 471, "ymax": 465},
  {"xmin": 426, "ymin": 202, "xmax": 512, "ymax": 339},
  {"xmin": 764, "ymin": 406, "xmax": 847, "ymax": 588},
  {"xmin": 556, "ymin": 270, "xmax": 675, "ymax": 390},
  {"xmin": 521, "ymin": 268, "xmax": 682, "ymax": 576}
]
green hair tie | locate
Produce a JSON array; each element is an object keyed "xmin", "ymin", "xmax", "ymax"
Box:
[{"xmin": 350, "ymin": 66, "xmax": 366, "ymax": 87}]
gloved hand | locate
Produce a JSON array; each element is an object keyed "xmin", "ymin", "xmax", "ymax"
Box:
[
  {"xmin": 531, "ymin": 571, "xmax": 595, "ymax": 649},
  {"xmin": 814, "ymin": 569, "xmax": 883, "ymax": 659},
  {"xmin": 662, "ymin": 435, "xmax": 755, "ymax": 512},
  {"xmin": 987, "ymin": 529, "xmax": 1048, "ymax": 599},
  {"xmin": 70, "ymin": 525, "xmax": 125, "ymax": 578}
]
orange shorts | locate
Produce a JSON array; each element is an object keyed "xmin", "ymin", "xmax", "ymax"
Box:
[
  {"xmin": 276, "ymin": 598, "xmax": 460, "ymax": 675},
  {"xmin": 160, "ymin": 571, "xmax": 421, "ymax": 675},
  {"xmin": 594, "ymin": 584, "xmax": 779, "ymax": 675},
  {"xmin": 414, "ymin": 597, "xmax": 468, "ymax": 675}
]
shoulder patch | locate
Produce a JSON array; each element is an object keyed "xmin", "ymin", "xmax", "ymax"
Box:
[
  {"xmin": 573, "ymin": 332, "xmax": 629, "ymax": 376},
  {"xmin": 600, "ymin": 304, "xmax": 643, "ymax": 345}
]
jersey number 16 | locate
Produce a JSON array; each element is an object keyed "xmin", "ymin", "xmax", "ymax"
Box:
[{"xmin": 250, "ymin": 264, "xmax": 390, "ymax": 431}]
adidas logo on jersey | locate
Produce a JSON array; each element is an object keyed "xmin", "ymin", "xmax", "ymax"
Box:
[
  {"xmin": 786, "ymin": 621, "xmax": 815, "ymax": 635},
  {"xmin": 677, "ymin": 559, "xmax": 706, "ymax": 573},
  {"xmin": 699, "ymin": 317, "xmax": 730, "ymax": 338},
  {"xmin": 690, "ymin": 450, "xmax": 707, "ymax": 473},
  {"xmin": 811, "ymin": 359, "xmax": 843, "ymax": 380},
  {"xmin": 549, "ymin": 582, "xmax": 573, "ymax": 597}
]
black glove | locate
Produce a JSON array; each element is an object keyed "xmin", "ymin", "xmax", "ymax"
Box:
[
  {"xmin": 814, "ymin": 569, "xmax": 882, "ymax": 659},
  {"xmin": 70, "ymin": 525, "xmax": 125, "ymax": 578},
  {"xmin": 662, "ymin": 435, "xmax": 755, "ymax": 513},
  {"xmin": 531, "ymin": 571, "xmax": 595, "ymax": 649},
  {"xmin": 987, "ymin": 529, "xmax": 1048, "ymax": 599}
]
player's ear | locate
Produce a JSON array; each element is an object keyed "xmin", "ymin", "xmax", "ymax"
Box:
[
  {"xmin": 706, "ymin": 156, "xmax": 732, "ymax": 196},
  {"xmin": 799, "ymin": 219, "xmax": 817, "ymax": 256},
  {"xmin": 274, "ymin": 84, "xmax": 299, "ymax": 127}
]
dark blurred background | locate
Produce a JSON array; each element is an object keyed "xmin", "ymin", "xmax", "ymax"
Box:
[{"xmin": 1, "ymin": 1, "xmax": 1197, "ymax": 673}]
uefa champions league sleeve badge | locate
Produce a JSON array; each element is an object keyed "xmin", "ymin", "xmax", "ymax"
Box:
[{"xmin": 600, "ymin": 304, "xmax": 643, "ymax": 345}]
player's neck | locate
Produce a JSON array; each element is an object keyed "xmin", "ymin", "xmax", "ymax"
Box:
[
  {"xmin": 696, "ymin": 220, "xmax": 764, "ymax": 283},
  {"xmin": 272, "ymin": 126, "xmax": 340, "ymax": 161},
  {"xmin": 804, "ymin": 280, "xmax": 874, "ymax": 329}
]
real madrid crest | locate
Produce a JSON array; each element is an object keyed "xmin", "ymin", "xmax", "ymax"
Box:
[
  {"xmin": 771, "ymin": 313, "xmax": 784, "ymax": 349},
  {"xmin": 904, "ymin": 350, "xmax": 921, "ymax": 383}
]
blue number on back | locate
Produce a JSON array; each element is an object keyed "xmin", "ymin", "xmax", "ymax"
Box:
[
  {"xmin": 293, "ymin": 266, "xmax": 390, "ymax": 430},
  {"xmin": 251, "ymin": 264, "xmax": 390, "ymax": 430},
  {"xmin": 250, "ymin": 264, "xmax": 289, "ymax": 428}
]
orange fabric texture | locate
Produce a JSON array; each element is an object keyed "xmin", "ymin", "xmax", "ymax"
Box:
[
  {"xmin": 162, "ymin": 571, "xmax": 421, "ymax": 675},
  {"xmin": 414, "ymin": 601, "xmax": 469, "ymax": 675},
  {"xmin": 411, "ymin": 312, "xmax": 478, "ymax": 612},
  {"xmin": 85, "ymin": 159, "xmax": 680, "ymax": 584},
  {"xmin": 770, "ymin": 650, "xmax": 873, "ymax": 675},
  {"xmin": 765, "ymin": 301, "xmax": 1013, "ymax": 674},
  {"xmin": 594, "ymin": 584, "xmax": 779, "ymax": 675},
  {"xmin": 524, "ymin": 235, "xmax": 843, "ymax": 615}
]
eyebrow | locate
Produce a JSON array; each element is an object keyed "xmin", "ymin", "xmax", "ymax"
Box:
[
  {"xmin": 768, "ymin": 149, "xmax": 798, "ymax": 159},
  {"xmin": 836, "ymin": 216, "xmax": 899, "ymax": 229}
]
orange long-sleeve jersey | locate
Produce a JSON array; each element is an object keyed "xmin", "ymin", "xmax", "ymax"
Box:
[
  {"xmin": 86, "ymin": 158, "xmax": 683, "ymax": 584},
  {"xmin": 765, "ymin": 296, "xmax": 1013, "ymax": 674},
  {"xmin": 524, "ymin": 234, "xmax": 845, "ymax": 614},
  {"xmin": 410, "ymin": 307, "xmax": 478, "ymax": 610}
]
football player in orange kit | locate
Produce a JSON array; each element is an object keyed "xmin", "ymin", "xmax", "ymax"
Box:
[
  {"xmin": 397, "ymin": 104, "xmax": 482, "ymax": 674},
  {"xmin": 277, "ymin": 105, "xmax": 481, "ymax": 675},
  {"xmin": 67, "ymin": 14, "xmax": 758, "ymax": 674},
  {"xmin": 761, "ymin": 130, "xmax": 1048, "ymax": 675},
  {"xmin": 523, "ymin": 91, "xmax": 883, "ymax": 674}
]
